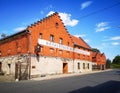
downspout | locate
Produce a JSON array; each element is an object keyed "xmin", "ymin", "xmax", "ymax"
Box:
[
  {"xmin": 73, "ymin": 44, "xmax": 75, "ymax": 73},
  {"xmin": 27, "ymin": 30, "xmax": 32, "ymax": 79}
]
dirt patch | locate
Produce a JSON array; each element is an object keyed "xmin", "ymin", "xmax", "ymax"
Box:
[{"xmin": 0, "ymin": 75, "xmax": 15, "ymax": 82}]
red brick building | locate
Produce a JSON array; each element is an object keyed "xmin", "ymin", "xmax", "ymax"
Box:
[
  {"xmin": 0, "ymin": 12, "xmax": 105, "ymax": 80},
  {"xmin": 92, "ymin": 52, "xmax": 106, "ymax": 70}
]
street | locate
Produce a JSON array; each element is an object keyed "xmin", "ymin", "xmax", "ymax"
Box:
[{"xmin": 0, "ymin": 69, "xmax": 120, "ymax": 93}]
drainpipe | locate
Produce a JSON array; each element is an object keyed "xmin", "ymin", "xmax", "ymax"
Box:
[
  {"xmin": 27, "ymin": 30, "xmax": 32, "ymax": 79},
  {"xmin": 72, "ymin": 44, "xmax": 75, "ymax": 73}
]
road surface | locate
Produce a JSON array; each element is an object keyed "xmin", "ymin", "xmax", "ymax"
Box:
[{"xmin": 0, "ymin": 69, "xmax": 120, "ymax": 93}]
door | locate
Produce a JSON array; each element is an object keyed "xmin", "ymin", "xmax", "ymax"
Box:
[
  {"xmin": 0, "ymin": 62, "xmax": 2, "ymax": 72},
  {"xmin": 63, "ymin": 63, "xmax": 68, "ymax": 74}
]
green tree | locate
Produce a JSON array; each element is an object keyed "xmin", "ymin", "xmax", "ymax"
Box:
[
  {"xmin": 106, "ymin": 59, "xmax": 111, "ymax": 68},
  {"xmin": 92, "ymin": 48, "xmax": 100, "ymax": 52},
  {"xmin": 112, "ymin": 55, "xmax": 120, "ymax": 64},
  {"xmin": 1, "ymin": 33, "xmax": 6, "ymax": 38}
]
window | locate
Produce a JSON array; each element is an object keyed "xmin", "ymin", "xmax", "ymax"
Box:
[
  {"xmin": 87, "ymin": 56, "xmax": 89, "ymax": 60},
  {"xmin": 50, "ymin": 35, "xmax": 54, "ymax": 42},
  {"xmin": 59, "ymin": 50, "xmax": 63, "ymax": 57},
  {"xmin": 55, "ymin": 22, "xmax": 59, "ymax": 27},
  {"xmin": 50, "ymin": 48, "xmax": 54, "ymax": 55},
  {"xmin": 78, "ymin": 63, "xmax": 80, "ymax": 69},
  {"xmin": 83, "ymin": 63, "xmax": 85, "ymax": 69},
  {"xmin": 83, "ymin": 55, "xmax": 85, "ymax": 60},
  {"xmin": 67, "ymin": 42, "xmax": 69, "ymax": 46},
  {"xmin": 0, "ymin": 62, "xmax": 2, "ymax": 72},
  {"xmin": 59, "ymin": 38, "xmax": 63, "ymax": 44},
  {"xmin": 67, "ymin": 51, "xmax": 70, "ymax": 57},
  {"xmin": 40, "ymin": 46, "xmax": 43, "ymax": 53},
  {"xmin": 87, "ymin": 63, "xmax": 89, "ymax": 69},
  {"xmin": 39, "ymin": 33, "xmax": 42, "ymax": 39},
  {"xmin": 78, "ymin": 54, "xmax": 80, "ymax": 59},
  {"xmin": 0, "ymin": 51, "xmax": 1, "ymax": 56}
]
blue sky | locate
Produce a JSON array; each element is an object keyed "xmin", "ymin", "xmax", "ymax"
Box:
[{"xmin": 0, "ymin": 0, "xmax": 120, "ymax": 61}]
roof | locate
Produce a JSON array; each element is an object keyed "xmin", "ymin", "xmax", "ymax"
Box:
[
  {"xmin": 70, "ymin": 35, "xmax": 91, "ymax": 50},
  {"xmin": 0, "ymin": 30, "xmax": 29, "ymax": 43}
]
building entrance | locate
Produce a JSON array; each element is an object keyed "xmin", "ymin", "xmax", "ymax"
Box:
[
  {"xmin": 0, "ymin": 62, "xmax": 2, "ymax": 72},
  {"xmin": 63, "ymin": 63, "xmax": 68, "ymax": 74}
]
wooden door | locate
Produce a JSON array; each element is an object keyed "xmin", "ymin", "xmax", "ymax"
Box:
[{"xmin": 63, "ymin": 63, "xmax": 68, "ymax": 74}]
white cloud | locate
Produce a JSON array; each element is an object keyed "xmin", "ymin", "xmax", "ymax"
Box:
[
  {"xmin": 47, "ymin": 11, "xmax": 79, "ymax": 27},
  {"xmin": 103, "ymin": 36, "xmax": 120, "ymax": 41},
  {"xmin": 47, "ymin": 11, "xmax": 55, "ymax": 16},
  {"xmin": 112, "ymin": 42, "xmax": 119, "ymax": 45},
  {"xmin": 110, "ymin": 36, "xmax": 120, "ymax": 40},
  {"xmin": 84, "ymin": 39, "xmax": 90, "ymax": 43},
  {"xmin": 95, "ymin": 22, "xmax": 110, "ymax": 32},
  {"xmin": 81, "ymin": 1, "xmax": 93, "ymax": 10},
  {"xmin": 13, "ymin": 27, "xmax": 26, "ymax": 32},
  {"xmin": 74, "ymin": 34, "xmax": 86, "ymax": 38}
]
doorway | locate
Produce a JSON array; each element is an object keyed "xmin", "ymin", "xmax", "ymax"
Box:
[
  {"xmin": 63, "ymin": 63, "xmax": 68, "ymax": 74},
  {"xmin": 0, "ymin": 62, "xmax": 2, "ymax": 72}
]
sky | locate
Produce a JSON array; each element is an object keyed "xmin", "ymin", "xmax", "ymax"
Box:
[{"xmin": 0, "ymin": 0, "xmax": 120, "ymax": 61}]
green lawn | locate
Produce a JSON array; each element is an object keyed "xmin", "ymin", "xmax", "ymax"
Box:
[{"xmin": 112, "ymin": 64, "xmax": 120, "ymax": 68}]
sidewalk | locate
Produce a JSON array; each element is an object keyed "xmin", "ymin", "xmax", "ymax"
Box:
[{"xmin": 31, "ymin": 69, "xmax": 112, "ymax": 81}]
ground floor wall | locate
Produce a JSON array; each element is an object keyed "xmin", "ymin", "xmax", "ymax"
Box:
[
  {"xmin": 30, "ymin": 55, "xmax": 93, "ymax": 77},
  {"xmin": 0, "ymin": 54, "xmax": 93, "ymax": 79},
  {"xmin": 92, "ymin": 62, "xmax": 106, "ymax": 70},
  {"xmin": 0, "ymin": 54, "xmax": 30, "ymax": 80}
]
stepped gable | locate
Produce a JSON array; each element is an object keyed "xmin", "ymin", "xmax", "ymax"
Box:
[
  {"xmin": 27, "ymin": 12, "xmax": 73, "ymax": 43},
  {"xmin": 70, "ymin": 35, "xmax": 91, "ymax": 50},
  {"xmin": 27, "ymin": 12, "xmax": 59, "ymax": 28}
]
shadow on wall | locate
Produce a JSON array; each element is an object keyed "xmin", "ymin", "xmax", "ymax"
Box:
[{"xmin": 69, "ymin": 80, "xmax": 120, "ymax": 93}]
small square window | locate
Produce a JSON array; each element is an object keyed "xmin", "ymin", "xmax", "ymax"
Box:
[
  {"xmin": 50, "ymin": 35, "xmax": 54, "ymax": 42},
  {"xmin": 39, "ymin": 33, "xmax": 42, "ymax": 39},
  {"xmin": 78, "ymin": 54, "xmax": 80, "ymax": 59},
  {"xmin": 55, "ymin": 22, "xmax": 59, "ymax": 27},
  {"xmin": 67, "ymin": 42, "xmax": 69, "ymax": 46},
  {"xmin": 59, "ymin": 38, "xmax": 63, "ymax": 44},
  {"xmin": 50, "ymin": 48, "xmax": 54, "ymax": 55}
]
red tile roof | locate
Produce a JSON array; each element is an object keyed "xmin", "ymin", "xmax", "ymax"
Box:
[{"xmin": 70, "ymin": 35, "xmax": 91, "ymax": 49}]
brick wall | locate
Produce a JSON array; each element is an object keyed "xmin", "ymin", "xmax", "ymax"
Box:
[
  {"xmin": 28, "ymin": 13, "xmax": 73, "ymax": 58},
  {"xmin": 0, "ymin": 31, "xmax": 30, "ymax": 57}
]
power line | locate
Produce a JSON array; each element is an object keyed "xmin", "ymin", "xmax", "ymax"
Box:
[{"xmin": 78, "ymin": 1, "xmax": 120, "ymax": 19}]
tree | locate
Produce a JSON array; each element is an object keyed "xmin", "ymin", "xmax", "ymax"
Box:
[
  {"xmin": 92, "ymin": 48, "xmax": 100, "ymax": 52},
  {"xmin": 106, "ymin": 59, "xmax": 111, "ymax": 68},
  {"xmin": 1, "ymin": 33, "xmax": 6, "ymax": 38},
  {"xmin": 112, "ymin": 55, "xmax": 120, "ymax": 64}
]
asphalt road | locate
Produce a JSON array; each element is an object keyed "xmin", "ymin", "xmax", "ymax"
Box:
[{"xmin": 0, "ymin": 69, "xmax": 120, "ymax": 93}]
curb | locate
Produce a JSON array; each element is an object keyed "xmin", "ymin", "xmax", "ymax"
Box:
[{"xmin": 31, "ymin": 69, "xmax": 112, "ymax": 81}]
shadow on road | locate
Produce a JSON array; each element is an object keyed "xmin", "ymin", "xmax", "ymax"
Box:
[
  {"xmin": 69, "ymin": 80, "xmax": 120, "ymax": 93},
  {"xmin": 116, "ymin": 71, "xmax": 120, "ymax": 75}
]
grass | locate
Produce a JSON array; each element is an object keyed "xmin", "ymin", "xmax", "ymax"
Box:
[{"xmin": 112, "ymin": 64, "xmax": 120, "ymax": 69}]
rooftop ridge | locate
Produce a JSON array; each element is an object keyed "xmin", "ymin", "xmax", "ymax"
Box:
[{"xmin": 79, "ymin": 36, "xmax": 91, "ymax": 49}]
